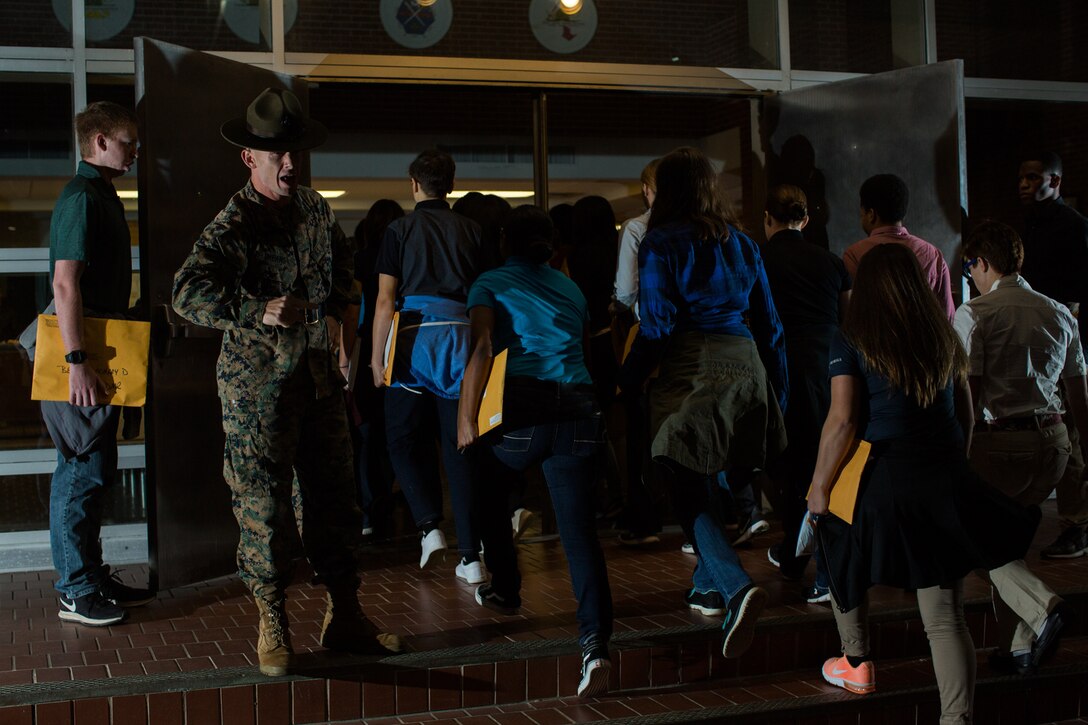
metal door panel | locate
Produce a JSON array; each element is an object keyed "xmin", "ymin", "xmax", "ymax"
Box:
[
  {"xmin": 135, "ymin": 38, "xmax": 310, "ymax": 590},
  {"xmin": 763, "ymin": 60, "xmax": 966, "ymax": 273}
]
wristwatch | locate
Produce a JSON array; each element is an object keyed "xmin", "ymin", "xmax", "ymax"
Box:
[{"xmin": 64, "ymin": 350, "xmax": 87, "ymax": 365}]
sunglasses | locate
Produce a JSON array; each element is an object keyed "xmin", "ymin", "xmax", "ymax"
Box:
[{"xmin": 961, "ymin": 257, "xmax": 979, "ymax": 279}]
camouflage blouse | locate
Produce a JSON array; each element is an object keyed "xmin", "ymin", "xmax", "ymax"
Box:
[{"xmin": 172, "ymin": 182, "xmax": 358, "ymax": 403}]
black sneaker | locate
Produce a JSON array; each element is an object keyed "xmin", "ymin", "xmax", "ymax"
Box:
[
  {"xmin": 1041, "ymin": 525, "xmax": 1088, "ymax": 559},
  {"xmin": 577, "ymin": 635, "xmax": 611, "ymax": 698},
  {"xmin": 58, "ymin": 591, "xmax": 127, "ymax": 627},
  {"xmin": 720, "ymin": 584, "xmax": 767, "ymax": 658},
  {"xmin": 768, "ymin": 542, "xmax": 808, "ymax": 581},
  {"xmin": 732, "ymin": 514, "xmax": 770, "ymax": 546},
  {"xmin": 99, "ymin": 568, "xmax": 154, "ymax": 608},
  {"xmin": 474, "ymin": 584, "xmax": 521, "ymax": 615},
  {"xmin": 618, "ymin": 531, "xmax": 660, "ymax": 546},
  {"xmin": 804, "ymin": 584, "xmax": 832, "ymax": 604},
  {"xmin": 685, "ymin": 588, "xmax": 726, "ymax": 616}
]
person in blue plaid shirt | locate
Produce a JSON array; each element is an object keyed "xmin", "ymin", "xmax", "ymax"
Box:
[{"xmin": 617, "ymin": 146, "xmax": 788, "ymax": 661}]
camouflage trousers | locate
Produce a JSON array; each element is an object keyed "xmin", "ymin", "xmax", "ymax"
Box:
[{"xmin": 222, "ymin": 377, "xmax": 363, "ymax": 603}]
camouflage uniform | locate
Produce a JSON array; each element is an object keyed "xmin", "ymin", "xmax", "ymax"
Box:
[{"xmin": 172, "ymin": 181, "xmax": 362, "ymax": 603}]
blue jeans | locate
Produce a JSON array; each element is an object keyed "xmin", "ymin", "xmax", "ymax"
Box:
[
  {"xmin": 50, "ymin": 407, "xmax": 120, "ymax": 599},
  {"xmin": 477, "ymin": 380, "xmax": 613, "ymax": 645},
  {"xmin": 385, "ymin": 387, "xmax": 479, "ymax": 558},
  {"xmin": 658, "ymin": 458, "xmax": 752, "ymax": 604}
]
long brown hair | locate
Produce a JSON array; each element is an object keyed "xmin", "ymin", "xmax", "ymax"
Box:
[
  {"xmin": 842, "ymin": 243, "xmax": 966, "ymax": 406},
  {"xmin": 648, "ymin": 147, "xmax": 737, "ymax": 239}
]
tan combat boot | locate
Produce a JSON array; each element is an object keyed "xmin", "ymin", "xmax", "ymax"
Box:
[
  {"xmin": 319, "ymin": 589, "xmax": 402, "ymax": 656},
  {"xmin": 255, "ymin": 598, "xmax": 293, "ymax": 676}
]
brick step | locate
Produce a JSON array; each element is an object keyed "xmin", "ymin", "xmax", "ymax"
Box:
[
  {"xmin": 1, "ymin": 588, "xmax": 1084, "ymax": 723},
  {"xmin": 359, "ymin": 640, "xmax": 1088, "ymax": 725}
]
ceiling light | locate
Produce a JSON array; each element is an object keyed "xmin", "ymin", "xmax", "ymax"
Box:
[
  {"xmin": 416, "ymin": 0, "xmax": 438, "ymax": 6},
  {"xmin": 318, "ymin": 190, "xmax": 346, "ymax": 198},
  {"xmin": 447, "ymin": 190, "xmax": 535, "ymax": 200},
  {"xmin": 558, "ymin": 0, "xmax": 582, "ymax": 15},
  {"xmin": 117, "ymin": 190, "xmax": 139, "ymax": 199}
]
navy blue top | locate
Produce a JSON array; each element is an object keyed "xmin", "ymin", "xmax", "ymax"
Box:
[
  {"xmin": 467, "ymin": 257, "xmax": 592, "ymax": 385},
  {"xmin": 828, "ymin": 331, "xmax": 962, "ymax": 444},
  {"xmin": 619, "ymin": 221, "xmax": 788, "ymax": 412}
]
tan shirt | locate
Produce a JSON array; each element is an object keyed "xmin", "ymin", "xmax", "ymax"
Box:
[{"xmin": 953, "ymin": 274, "xmax": 1085, "ymax": 420}]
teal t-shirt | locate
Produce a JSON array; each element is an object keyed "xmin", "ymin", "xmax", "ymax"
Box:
[
  {"xmin": 467, "ymin": 257, "xmax": 592, "ymax": 385},
  {"xmin": 49, "ymin": 161, "xmax": 132, "ymax": 314}
]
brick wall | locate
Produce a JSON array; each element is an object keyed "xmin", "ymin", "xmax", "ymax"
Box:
[
  {"xmin": 286, "ymin": 0, "xmax": 769, "ymax": 68},
  {"xmin": 788, "ymin": 0, "xmax": 896, "ymax": 73},
  {"xmin": 937, "ymin": 0, "xmax": 1088, "ymax": 83},
  {"xmin": 0, "ymin": 1, "xmax": 70, "ymax": 47}
]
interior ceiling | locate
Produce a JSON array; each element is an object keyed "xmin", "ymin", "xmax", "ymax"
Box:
[{"xmin": 0, "ymin": 176, "xmax": 645, "ymax": 221}]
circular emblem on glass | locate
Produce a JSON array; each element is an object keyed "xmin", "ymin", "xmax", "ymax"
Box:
[
  {"xmin": 529, "ymin": 0, "xmax": 597, "ymax": 55},
  {"xmin": 221, "ymin": 0, "xmax": 299, "ymax": 46},
  {"xmin": 380, "ymin": 0, "xmax": 453, "ymax": 50},
  {"xmin": 52, "ymin": 0, "xmax": 135, "ymax": 42}
]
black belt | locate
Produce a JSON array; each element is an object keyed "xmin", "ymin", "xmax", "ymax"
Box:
[{"xmin": 975, "ymin": 413, "xmax": 1062, "ymax": 433}]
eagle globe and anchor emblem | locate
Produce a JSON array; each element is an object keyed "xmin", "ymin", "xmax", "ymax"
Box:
[{"xmin": 381, "ymin": 0, "xmax": 452, "ymax": 49}]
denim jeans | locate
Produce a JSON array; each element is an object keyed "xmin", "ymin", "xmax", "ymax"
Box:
[
  {"xmin": 50, "ymin": 407, "xmax": 120, "ymax": 599},
  {"xmin": 477, "ymin": 379, "xmax": 613, "ymax": 645},
  {"xmin": 657, "ymin": 458, "xmax": 752, "ymax": 603},
  {"xmin": 351, "ymin": 415, "xmax": 394, "ymax": 533},
  {"xmin": 385, "ymin": 387, "xmax": 479, "ymax": 558}
]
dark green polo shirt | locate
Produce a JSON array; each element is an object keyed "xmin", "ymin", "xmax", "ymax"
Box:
[{"xmin": 49, "ymin": 160, "xmax": 132, "ymax": 314}]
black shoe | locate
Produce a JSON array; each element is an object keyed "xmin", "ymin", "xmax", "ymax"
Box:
[
  {"xmin": 768, "ymin": 542, "xmax": 808, "ymax": 581},
  {"xmin": 732, "ymin": 514, "xmax": 770, "ymax": 546},
  {"xmin": 99, "ymin": 568, "xmax": 154, "ymax": 608},
  {"xmin": 804, "ymin": 584, "xmax": 832, "ymax": 604},
  {"xmin": 685, "ymin": 588, "xmax": 726, "ymax": 616},
  {"xmin": 721, "ymin": 584, "xmax": 767, "ymax": 658},
  {"xmin": 618, "ymin": 531, "xmax": 660, "ymax": 546},
  {"xmin": 474, "ymin": 584, "xmax": 521, "ymax": 615},
  {"xmin": 577, "ymin": 635, "xmax": 611, "ymax": 698},
  {"xmin": 1025, "ymin": 602, "xmax": 1075, "ymax": 674},
  {"xmin": 988, "ymin": 648, "xmax": 1031, "ymax": 675},
  {"xmin": 1041, "ymin": 526, "xmax": 1088, "ymax": 559},
  {"xmin": 58, "ymin": 591, "xmax": 127, "ymax": 627}
]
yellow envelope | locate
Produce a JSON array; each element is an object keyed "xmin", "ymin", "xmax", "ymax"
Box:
[
  {"xmin": 31, "ymin": 314, "xmax": 151, "ymax": 407},
  {"xmin": 381, "ymin": 311, "xmax": 399, "ymax": 387},
  {"xmin": 807, "ymin": 439, "xmax": 871, "ymax": 525},
  {"xmin": 477, "ymin": 348, "xmax": 508, "ymax": 434}
]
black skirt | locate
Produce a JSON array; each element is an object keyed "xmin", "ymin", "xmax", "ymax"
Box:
[{"xmin": 819, "ymin": 438, "xmax": 1040, "ymax": 613}]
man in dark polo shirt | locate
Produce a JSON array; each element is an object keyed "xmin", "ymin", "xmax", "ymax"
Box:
[
  {"xmin": 47, "ymin": 101, "xmax": 152, "ymax": 627},
  {"xmin": 370, "ymin": 149, "xmax": 485, "ymax": 584},
  {"xmin": 1019, "ymin": 152, "xmax": 1088, "ymax": 558}
]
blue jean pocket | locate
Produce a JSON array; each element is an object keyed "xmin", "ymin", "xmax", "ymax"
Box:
[
  {"xmin": 500, "ymin": 427, "xmax": 534, "ymax": 453},
  {"xmin": 571, "ymin": 414, "xmax": 603, "ymax": 457}
]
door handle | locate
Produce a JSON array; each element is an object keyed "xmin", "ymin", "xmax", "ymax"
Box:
[{"xmin": 153, "ymin": 304, "xmax": 221, "ymax": 358}]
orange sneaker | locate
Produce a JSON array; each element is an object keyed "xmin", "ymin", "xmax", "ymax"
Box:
[{"xmin": 821, "ymin": 655, "xmax": 875, "ymax": 694}]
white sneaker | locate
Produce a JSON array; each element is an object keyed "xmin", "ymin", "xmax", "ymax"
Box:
[
  {"xmin": 681, "ymin": 542, "xmax": 695, "ymax": 555},
  {"xmin": 456, "ymin": 558, "xmax": 488, "ymax": 585},
  {"xmin": 511, "ymin": 508, "xmax": 534, "ymax": 541},
  {"xmin": 420, "ymin": 529, "xmax": 448, "ymax": 569}
]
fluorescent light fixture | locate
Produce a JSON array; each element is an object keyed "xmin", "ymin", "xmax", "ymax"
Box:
[
  {"xmin": 559, "ymin": 0, "xmax": 583, "ymax": 15},
  {"xmin": 115, "ymin": 189, "xmax": 346, "ymax": 200},
  {"xmin": 447, "ymin": 190, "xmax": 535, "ymax": 200}
]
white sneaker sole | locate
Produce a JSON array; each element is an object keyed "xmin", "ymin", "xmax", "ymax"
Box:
[
  {"xmin": 688, "ymin": 603, "xmax": 725, "ymax": 616},
  {"xmin": 577, "ymin": 658, "xmax": 611, "ymax": 698},
  {"xmin": 58, "ymin": 610, "xmax": 125, "ymax": 627},
  {"xmin": 721, "ymin": 587, "xmax": 767, "ymax": 658},
  {"xmin": 456, "ymin": 565, "xmax": 488, "ymax": 585},
  {"xmin": 822, "ymin": 670, "xmax": 875, "ymax": 694}
]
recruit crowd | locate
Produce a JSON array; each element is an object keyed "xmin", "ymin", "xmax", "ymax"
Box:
[{"xmin": 40, "ymin": 90, "xmax": 1088, "ymax": 720}]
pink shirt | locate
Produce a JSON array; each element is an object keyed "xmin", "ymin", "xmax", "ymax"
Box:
[{"xmin": 843, "ymin": 225, "xmax": 955, "ymax": 320}]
